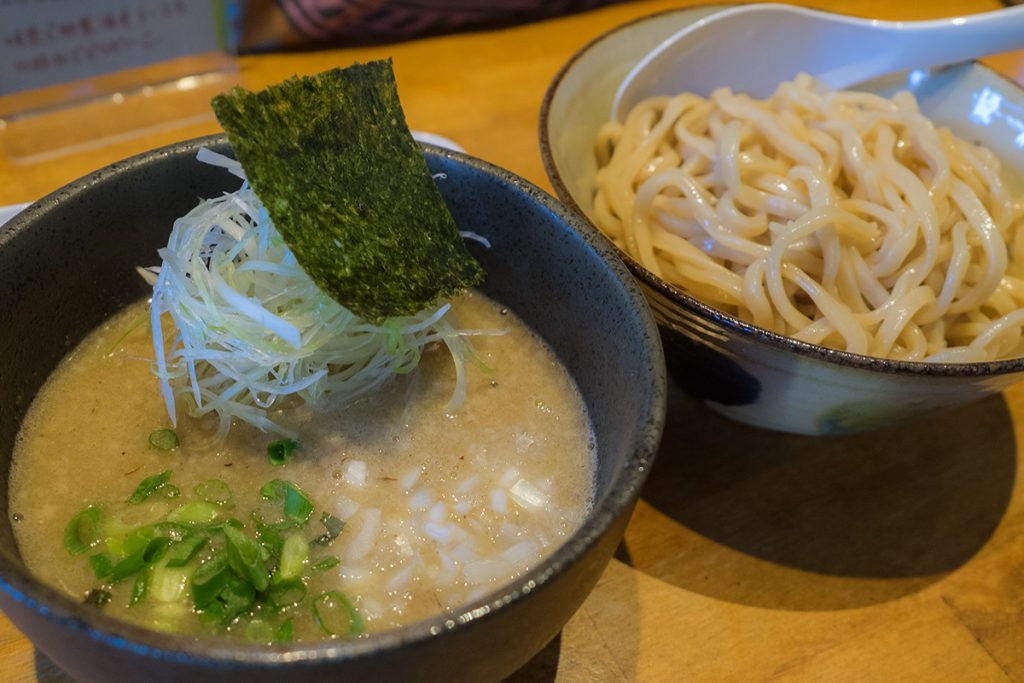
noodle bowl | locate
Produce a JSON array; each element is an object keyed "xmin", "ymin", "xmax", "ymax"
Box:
[{"xmin": 594, "ymin": 74, "xmax": 1024, "ymax": 362}]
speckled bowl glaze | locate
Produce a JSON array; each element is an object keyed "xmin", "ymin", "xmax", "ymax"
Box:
[
  {"xmin": 540, "ymin": 4, "xmax": 1024, "ymax": 435},
  {"xmin": 0, "ymin": 136, "xmax": 666, "ymax": 682}
]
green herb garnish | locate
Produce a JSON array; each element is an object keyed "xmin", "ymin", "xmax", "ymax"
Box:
[
  {"xmin": 222, "ymin": 523, "xmax": 270, "ymax": 593},
  {"xmin": 66, "ymin": 477, "xmax": 357, "ymax": 639},
  {"xmin": 276, "ymin": 618, "xmax": 294, "ymax": 643},
  {"xmin": 192, "ymin": 554, "xmax": 232, "ymax": 608},
  {"xmin": 89, "ymin": 553, "xmax": 114, "ymax": 579},
  {"xmin": 167, "ymin": 501, "xmax": 220, "ymax": 526},
  {"xmin": 164, "ymin": 533, "xmax": 209, "ymax": 568},
  {"xmin": 267, "ymin": 578, "xmax": 306, "ymax": 609},
  {"xmin": 267, "ymin": 438, "xmax": 298, "ymax": 466},
  {"xmin": 210, "ymin": 60, "xmax": 484, "ymax": 323},
  {"xmin": 259, "ymin": 479, "xmax": 314, "ymax": 528},
  {"xmin": 311, "ymin": 556, "xmax": 340, "ymax": 572},
  {"xmin": 312, "ymin": 590, "xmax": 364, "ymax": 637},
  {"xmin": 313, "ymin": 512, "xmax": 345, "ymax": 546},
  {"xmin": 127, "ymin": 470, "xmax": 173, "ymax": 504},
  {"xmin": 129, "ymin": 569, "xmax": 149, "ymax": 607},
  {"xmin": 148, "ymin": 428, "xmax": 180, "ymax": 450},
  {"xmin": 275, "ymin": 534, "xmax": 308, "ymax": 582},
  {"xmin": 194, "ymin": 479, "xmax": 234, "ymax": 507},
  {"xmin": 107, "ymin": 537, "xmax": 171, "ymax": 583},
  {"xmin": 64, "ymin": 506, "xmax": 102, "ymax": 555}
]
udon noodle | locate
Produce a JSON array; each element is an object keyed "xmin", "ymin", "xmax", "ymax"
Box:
[{"xmin": 594, "ymin": 74, "xmax": 1024, "ymax": 362}]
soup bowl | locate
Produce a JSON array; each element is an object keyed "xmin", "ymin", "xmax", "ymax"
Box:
[
  {"xmin": 0, "ymin": 135, "xmax": 666, "ymax": 682},
  {"xmin": 540, "ymin": 5, "xmax": 1024, "ymax": 435}
]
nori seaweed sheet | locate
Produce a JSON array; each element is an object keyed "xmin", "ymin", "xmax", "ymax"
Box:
[{"xmin": 211, "ymin": 60, "xmax": 484, "ymax": 323}]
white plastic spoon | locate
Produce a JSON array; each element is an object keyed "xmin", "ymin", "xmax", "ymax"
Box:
[{"xmin": 612, "ymin": 3, "xmax": 1024, "ymax": 120}]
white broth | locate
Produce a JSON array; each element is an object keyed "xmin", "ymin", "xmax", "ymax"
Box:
[{"xmin": 10, "ymin": 291, "xmax": 594, "ymax": 641}]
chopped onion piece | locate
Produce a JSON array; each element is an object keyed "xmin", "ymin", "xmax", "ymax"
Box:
[
  {"xmin": 455, "ymin": 474, "xmax": 481, "ymax": 496},
  {"xmin": 385, "ymin": 563, "xmax": 416, "ymax": 593},
  {"xmin": 489, "ymin": 489, "xmax": 508, "ymax": 514},
  {"xmin": 344, "ymin": 508, "xmax": 380, "ymax": 563},
  {"xmin": 428, "ymin": 501, "xmax": 447, "ymax": 523},
  {"xmin": 509, "ymin": 478, "xmax": 549, "ymax": 510},
  {"xmin": 423, "ymin": 521, "xmax": 453, "ymax": 545},
  {"xmin": 342, "ymin": 460, "xmax": 368, "ymax": 488},
  {"xmin": 399, "ymin": 467, "xmax": 422, "ymax": 491},
  {"xmin": 408, "ymin": 489, "xmax": 432, "ymax": 511},
  {"xmin": 334, "ymin": 496, "xmax": 359, "ymax": 520},
  {"xmin": 463, "ymin": 558, "xmax": 510, "ymax": 584},
  {"xmin": 503, "ymin": 540, "xmax": 539, "ymax": 570},
  {"xmin": 498, "ymin": 467, "xmax": 520, "ymax": 489}
]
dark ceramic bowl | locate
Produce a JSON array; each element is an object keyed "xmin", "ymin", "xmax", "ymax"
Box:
[
  {"xmin": 0, "ymin": 136, "xmax": 666, "ymax": 682},
  {"xmin": 540, "ymin": 5, "xmax": 1024, "ymax": 435}
]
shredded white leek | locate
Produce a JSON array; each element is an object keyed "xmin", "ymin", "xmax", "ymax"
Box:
[{"xmin": 148, "ymin": 149, "xmax": 489, "ymax": 439}]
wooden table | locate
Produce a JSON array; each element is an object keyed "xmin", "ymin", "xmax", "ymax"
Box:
[{"xmin": 3, "ymin": 1, "xmax": 1024, "ymax": 680}]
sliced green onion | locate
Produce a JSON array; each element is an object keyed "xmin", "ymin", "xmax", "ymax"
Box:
[
  {"xmin": 245, "ymin": 619, "xmax": 275, "ymax": 643},
  {"xmin": 150, "ymin": 564, "xmax": 190, "ymax": 603},
  {"xmin": 121, "ymin": 525, "xmax": 157, "ymax": 557},
  {"xmin": 276, "ymin": 534, "xmax": 308, "ymax": 582},
  {"xmin": 192, "ymin": 554, "xmax": 231, "ymax": 608},
  {"xmin": 267, "ymin": 578, "xmax": 306, "ymax": 609},
  {"xmin": 160, "ymin": 484, "xmax": 182, "ymax": 499},
  {"xmin": 164, "ymin": 533, "xmax": 209, "ymax": 568},
  {"xmin": 197, "ymin": 601, "xmax": 227, "ymax": 625},
  {"xmin": 156, "ymin": 521, "xmax": 190, "ymax": 540},
  {"xmin": 313, "ymin": 512, "xmax": 345, "ymax": 546},
  {"xmin": 252, "ymin": 513, "xmax": 284, "ymax": 557},
  {"xmin": 312, "ymin": 591, "xmax": 364, "ymax": 637},
  {"xmin": 143, "ymin": 536, "xmax": 172, "ymax": 564},
  {"xmin": 311, "ymin": 556, "xmax": 340, "ymax": 572},
  {"xmin": 219, "ymin": 576, "xmax": 256, "ymax": 623},
  {"xmin": 108, "ymin": 537, "xmax": 171, "ymax": 583},
  {"xmin": 107, "ymin": 552, "xmax": 147, "ymax": 583},
  {"xmin": 267, "ymin": 438, "xmax": 298, "ymax": 466},
  {"xmin": 194, "ymin": 479, "xmax": 234, "ymax": 508},
  {"xmin": 276, "ymin": 618, "xmax": 294, "ymax": 643},
  {"xmin": 148, "ymin": 429, "xmax": 180, "ymax": 450},
  {"xmin": 259, "ymin": 480, "xmax": 313, "ymax": 527},
  {"xmin": 167, "ymin": 501, "xmax": 219, "ymax": 526},
  {"xmin": 222, "ymin": 524, "xmax": 270, "ymax": 592},
  {"xmin": 127, "ymin": 470, "xmax": 173, "ymax": 504},
  {"xmin": 84, "ymin": 589, "xmax": 112, "ymax": 607},
  {"xmin": 129, "ymin": 569, "xmax": 150, "ymax": 607},
  {"xmin": 64, "ymin": 506, "xmax": 102, "ymax": 555},
  {"xmin": 89, "ymin": 553, "xmax": 114, "ymax": 579}
]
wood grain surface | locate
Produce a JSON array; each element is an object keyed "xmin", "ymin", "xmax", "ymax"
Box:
[{"xmin": 2, "ymin": 1, "xmax": 1023, "ymax": 681}]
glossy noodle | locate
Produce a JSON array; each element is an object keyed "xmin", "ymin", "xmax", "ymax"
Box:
[{"xmin": 594, "ymin": 74, "xmax": 1024, "ymax": 362}]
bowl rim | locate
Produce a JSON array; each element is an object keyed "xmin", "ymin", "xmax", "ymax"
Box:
[
  {"xmin": 538, "ymin": 5, "xmax": 1024, "ymax": 378},
  {"xmin": 0, "ymin": 134, "xmax": 667, "ymax": 667}
]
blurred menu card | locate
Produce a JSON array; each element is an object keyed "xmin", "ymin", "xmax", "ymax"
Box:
[{"xmin": 0, "ymin": 0, "xmax": 238, "ymax": 164}]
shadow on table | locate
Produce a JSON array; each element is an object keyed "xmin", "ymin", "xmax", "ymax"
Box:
[
  {"xmin": 37, "ymin": 634, "xmax": 563, "ymax": 683},
  {"xmin": 622, "ymin": 378, "xmax": 1017, "ymax": 611},
  {"xmin": 37, "ymin": 636, "xmax": 564, "ymax": 683},
  {"xmin": 503, "ymin": 633, "xmax": 562, "ymax": 682},
  {"xmin": 34, "ymin": 648, "xmax": 76, "ymax": 682}
]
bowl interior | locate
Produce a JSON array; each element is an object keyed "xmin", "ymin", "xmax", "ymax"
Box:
[
  {"xmin": 0, "ymin": 136, "xmax": 664, "ymax": 673},
  {"xmin": 543, "ymin": 5, "xmax": 1024, "ymax": 224}
]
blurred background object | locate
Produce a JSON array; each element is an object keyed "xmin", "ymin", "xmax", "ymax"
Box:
[
  {"xmin": 236, "ymin": 0, "xmax": 619, "ymax": 51},
  {"xmin": 0, "ymin": 0, "xmax": 617, "ymax": 165},
  {"xmin": 0, "ymin": 0, "xmax": 240, "ymax": 164}
]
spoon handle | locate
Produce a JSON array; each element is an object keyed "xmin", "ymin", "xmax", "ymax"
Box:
[
  {"xmin": 613, "ymin": 4, "xmax": 1024, "ymax": 119},
  {"xmin": 818, "ymin": 4, "xmax": 1024, "ymax": 90}
]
